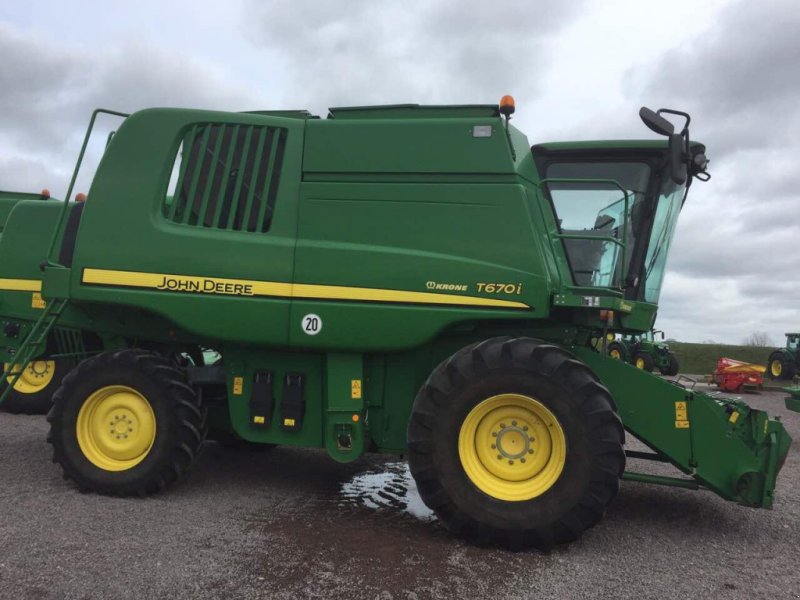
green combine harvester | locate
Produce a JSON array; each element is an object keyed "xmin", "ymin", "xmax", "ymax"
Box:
[
  {"xmin": 0, "ymin": 190, "xmax": 80, "ymax": 414},
  {"xmin": 607, "ymin": 329, "xmax": 679, "ymax": 375},
  {"xmin": 0, "ymin": 99, "xmax": 794, "ymax": 549}
]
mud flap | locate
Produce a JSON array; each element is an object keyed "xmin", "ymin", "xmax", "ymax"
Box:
[
  {"xmin": 280, "ymin": 373, "xmax": 305, "ymax": 431},
  {"xmin": 249, "ymin": 370, "xmax": 274, "ymax": 428}
]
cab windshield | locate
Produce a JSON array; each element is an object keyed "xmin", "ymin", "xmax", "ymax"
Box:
[
  {"xmin": 642, "ymin": 177, "xmax": 684, "ymax": 302},
  {"xmin": 545, "ymin": 160, "xmax": 685, "ymax": 303}
]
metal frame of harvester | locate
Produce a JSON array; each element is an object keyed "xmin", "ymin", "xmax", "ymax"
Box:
[{"xmin": 0, "ymin": 100, "xmax": 794, "ymax": 549}]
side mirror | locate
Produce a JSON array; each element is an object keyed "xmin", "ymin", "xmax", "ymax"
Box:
[
  {"xmin": 639, "ymin": 107, "xmax": 675, "ymax": 136},
  {"xmin": 669, "ymin": 133, "xmax": 687, "ymax": 184}
]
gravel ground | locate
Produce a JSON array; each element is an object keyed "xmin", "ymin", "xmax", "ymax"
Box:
[{"xmin": 0, "ymin": 385, "xmax": 798, "ymax": 600}]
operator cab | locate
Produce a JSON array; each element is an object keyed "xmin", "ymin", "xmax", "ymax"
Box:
[
  {"xmin": 533, "ymin": 108, "xmax": 709, "ymax": 305},
  {"xmin": 787, "ymin": 334, "xmax": 800, "ymax": 351}
]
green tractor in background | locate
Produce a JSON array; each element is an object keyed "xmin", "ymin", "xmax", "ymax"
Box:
[
  {"xmin": 607, "ymin": 329, "xmax": 679, "ymax": 375},
  {"xmin": 766, "ymin": 333, "xmax": 800, "ymax": 380}
]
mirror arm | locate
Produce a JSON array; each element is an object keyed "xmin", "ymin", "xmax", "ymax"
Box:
[{"xmin": 657, "ymin": 108, "xmax": 691, "ymax": 134}]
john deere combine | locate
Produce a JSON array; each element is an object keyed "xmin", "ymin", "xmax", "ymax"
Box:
[
  {"xmin": 0, "ymin": 100, "xmax": 793, "ymax": 549},
  {"xmin": 0, "ymin": 190, "xmax": 82, "ymax": 413}
]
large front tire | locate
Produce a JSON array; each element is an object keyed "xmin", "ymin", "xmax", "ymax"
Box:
[
  {"xmin": 633, "ymin": 352, "xmax": 654, "ymax": 372},
  {"xmin": 661, "ymin": 352, "xmax": 679, "ymax": 376},
  {"xmin": 407, "ymin": 337, "xmax": 625, "ymax": 550},
  {"xmin": 47, "ymin": 349, "xmax": 206, "ymax": 495}
]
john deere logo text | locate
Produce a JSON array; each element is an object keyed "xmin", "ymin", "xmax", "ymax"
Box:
[{"xmin": 157, "ymin": 276, "xmax": 254, "ymax": 296}]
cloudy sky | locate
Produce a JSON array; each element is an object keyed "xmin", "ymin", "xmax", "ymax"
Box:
[{"xmin": 1, "ymin": 0, "xmax": 797, "ymax": 344}]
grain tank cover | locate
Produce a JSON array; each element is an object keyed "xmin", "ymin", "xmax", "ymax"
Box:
[{"xmin": 327, "ymin": 104, "xmax": 500, "ymax": 119}]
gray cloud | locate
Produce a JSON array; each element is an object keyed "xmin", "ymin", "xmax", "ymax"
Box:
[
  {"xmin": 620, "ymin": 0, "xmax": 800, "ymax": 342},
  {"xmin": 0, "ymin": 23, "xmax": 261, "ymax": 194},
  {"xmin": 627, "ymin": 0, "xmax": 800, "ymax": 155},
  {"xmin": 629, "ymin": 1, "xmax": 800, "ymax": 114},
  {"xmin": 244, "ymin": 0, "xmax": 586, "ymax": 110},
  {"xmin": 0, "ymin": 155, "xmax": 64, "ymax": 193}
]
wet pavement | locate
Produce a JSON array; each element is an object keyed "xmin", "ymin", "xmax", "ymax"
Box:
[{"xmin": 0, "ymin": 386, "xmax": 798, "ymax": 599}]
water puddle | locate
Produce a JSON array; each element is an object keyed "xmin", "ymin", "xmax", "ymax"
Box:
[{"xmin": 339, "ymin": 461, "xmax": 436, "ymax": 522}]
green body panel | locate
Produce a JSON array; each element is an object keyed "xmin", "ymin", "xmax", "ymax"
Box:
[
  {"xmin": 0, "ymin": 104, "xmax": 791, "ymax": 509},
  {"xmin": 222, "ymin": 348, "xmax": 367, "ymax": 462},
  {"xmin": 223, "ymin": 348, "xmax": 324, "ymax": 448},
  {"xmin": 289, "ymin": 181, "xmax": 551, "ymax": 350},
  {"xmin": 65, "ymin": 110, "xmax": 554, "ymax": 353},
  {"xmin": 66, "ymin": 109, "xmax": 304, "ymax": 347},
  {"xmin": 0, "ymin": 200, "xmax": 60, "ymax": 283},
  {"xmin": 0, "ymin": 191, "xmax": 52, "ymax": 235}
]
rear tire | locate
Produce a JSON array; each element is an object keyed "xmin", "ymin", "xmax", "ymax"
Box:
[
  {"xmin": 3, "ymin": 359, "xmax": 65, "ymax": 415},
  {"xmin": 661, "ymin": 352, "xmax": 679, "ymax": 376},
  {"xmin": 47, "ymin": 349, "xmax": 206, "ymax": 495},
  {"xmin": 633, "ymin": 352, "xmax": 654, "ymax": 372},
  {"xmin": 767, "ymin": 352, "xmax": 795, "ymax": 380},
  {"xmin": 407, "ymin": 337, "xmax": 625, "ymax": 550}
]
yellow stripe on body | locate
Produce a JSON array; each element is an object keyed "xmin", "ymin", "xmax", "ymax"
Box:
[
  {"xmin": 82, "ymin": 268, "xmax": 292, "ymax": 297},
  {"xmin": 82, "ymin": 268, "xmax": 530, "ymax": 310},
  {"xmin": 0, "ymin": 278, "xmax": 42, "ymax": 292},
  {"xmin": 291, "ymin": 282, "xmax": 529, "ymax": 308}
]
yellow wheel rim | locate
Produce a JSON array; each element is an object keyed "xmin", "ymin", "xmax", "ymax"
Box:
[
  {"xmin": 4, "ymin": 360, "xmax": 55, "ymax": 394},
  {"xmin": 458, "ymin": 393, "xmax": 566, "ymax": 502},
  {"xmin": 76, "ymin": 385, "xmax": 156, "ymax": 472},
  {"xmin": 771, "ymin": 360, "xmax": 782, "ymax": 377},
  {"xmin": 610, "ymin": 349, "xmax": 622, "ymax": 360},
  {"xmin": 635, "ymin": 357, "xmax": 646, "ymax": 369}
]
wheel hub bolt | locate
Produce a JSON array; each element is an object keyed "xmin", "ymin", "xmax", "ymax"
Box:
[
  {"xmin": 500, "ymin": 423, "xmax": 506, "ymax": 428},
  {"xmin": 508, "ymin": 460, "xmax": 514, "ymax": 465},
  {"xmin": 491, "ymin": 444, "xmax": 496, "ymax": 449},
  {"xmin": 497, "ymin": 454, "xmax": 503, "ymax": 460},
  {"xmin": 521, "ymin": 458, "xmax": 526, "ymax": 463},
  {"xmin": 512, "ymin": 420, "xmax": 517, "ymax": 426},
  {"xmin": 528, "ymin": 449, "xmax": 534, "ymax": 454},
  {"xmin": 523, "ymin": 425, "xmax": 528, "ymax": 431},
  {"xmin": 492, "ymin": 432, "xmax": 497, "ymax": 437}
]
